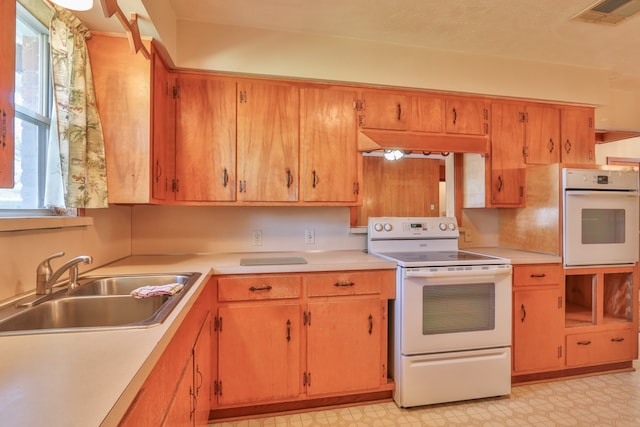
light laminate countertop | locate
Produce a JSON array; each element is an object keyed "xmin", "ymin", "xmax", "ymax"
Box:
[{"xmin": 0, "ymin": 250, "xmax": 396, "ymax": 427}]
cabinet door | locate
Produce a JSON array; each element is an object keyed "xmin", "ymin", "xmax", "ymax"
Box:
[
  {"xmin": 410, "ymin": 95, "xmax": 444, "ymax": 132},
  {"xmin": 300, "ymin": 87, "xmax": 358, "ymax": 202},
  {"xmin": 490, "ymin": 102, "xmax": 525, "ymax": 206},
  {"xmin": 174, "ymin": 75, "xmax": 236, "ymax": 201},
  {"xmin": 359, "ymin": 90, "xmax": 410, "ymax": 130},
  {"xmin": 151, "ymin": 47, "xmax": 173, "ymax": 201},
  {"xmin": 217, "ymin": 304, "xmax": 301, "ymax": 405},
  {"xmin": 161, "ymin": 354, "xmax": 194, "ymax": 427},
  {"xmin": 0, "ymin": 0, "xmax": 15, "ymax": 188},
  {"xmin": 237, "ymin": 81, "xmax": 299, "ymax": 202},
  {"xmin": 193, "ymin": 313, "xmax": 211, "ymax": 426},
  {"xmin": 525, "ymin": 105, "xmax": 560, "ymax": 165},
  {"xmin": 88, "ymin": 35, "xmax": 152, "ymax": 203},
  {"xmin": 306, "ymin": 299, "xmax": 382, "ymax": 395},
  {"xmin": 445, "ymin": 98, "xmax": 489, "ymax": 135},
  {"xmin": 560, "ymin": 106, "xmax": 595, "ymax": 164},
  {"xmin": 513, "ymin": 288, "xmax": 564, "ymax": 373}
]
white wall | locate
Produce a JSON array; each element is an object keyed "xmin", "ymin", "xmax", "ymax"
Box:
[
  {"xmin": 174, "ymin": 22, "xmax": 610, "ymax": 110},
  {"xmin": 595, "ymin": 137, "xmax": 640, "ymax": 163},
  {"xmin": 131, "ymin": 205, "xmax": 365, "ymax": 255},
  {"xmin": 0, "ymin": 206, "xmax": 133, "ymax": 301}
]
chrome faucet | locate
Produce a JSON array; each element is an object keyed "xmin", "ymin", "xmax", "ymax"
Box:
[{"xmin": 36, "ymin": 253, "xmax": 93, "ymax": 294}]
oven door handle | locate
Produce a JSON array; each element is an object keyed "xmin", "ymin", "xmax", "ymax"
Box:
[
  {"xmin": 565, "ymin": 190, "xmax": 639, "ymax": 197},
  {"xmin": 405, "ymin": 268, "xmax": 511, "ymax": 279}
]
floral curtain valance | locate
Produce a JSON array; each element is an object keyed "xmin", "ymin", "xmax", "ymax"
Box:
[{"xmin": 46, "ymin": 6, "xmax": 108, "ymax": 208}]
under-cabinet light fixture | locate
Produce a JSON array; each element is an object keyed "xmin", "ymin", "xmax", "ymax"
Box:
[
  {"xmin": 383, "ymin": 149, "xmax": 405, "ymax": 161},
  {"xmin": 49, "ymin": 0, "xmax": 93, "ymax": 11}
]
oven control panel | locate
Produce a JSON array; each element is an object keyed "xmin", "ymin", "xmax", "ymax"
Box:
[{"xmin": 368, "ymin": 217, "xmax": 459, "ymax": 240}]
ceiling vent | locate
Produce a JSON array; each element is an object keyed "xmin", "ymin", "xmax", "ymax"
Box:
[{"xmin": 572, "ymin": 0, "xmax": 640, "ymax": 24}]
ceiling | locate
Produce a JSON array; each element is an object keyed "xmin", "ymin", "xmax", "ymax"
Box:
[{"xmin": 75, "ymin": 0, "xmax": 640, "ymax": 90}]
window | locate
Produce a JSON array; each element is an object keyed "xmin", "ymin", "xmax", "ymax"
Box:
[{"xmin": 0, "ymin": 3, "xmax": 52, "ymax": 213}]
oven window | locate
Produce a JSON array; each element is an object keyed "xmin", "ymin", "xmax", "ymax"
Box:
[
  {"xmin": 582, "ymin": 209, "xmax": 625, "ymax": 244},
  {"xmin": 422, "ymin": 283, "xmax": 495, "ymax": 334}
]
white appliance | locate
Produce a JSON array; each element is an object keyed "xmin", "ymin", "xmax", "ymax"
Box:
[
  {"xmin": 368, "ymin": 217, "xmax": 512, "ymax": 408},
  {"xmin": 563, "ymin": 168, "xmax": 639, "ymax": 267}
]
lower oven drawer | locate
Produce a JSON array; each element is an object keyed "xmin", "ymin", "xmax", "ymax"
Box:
[{"xmin": 394, "ymin": 347, "xmax": 511, "ymax": 408}]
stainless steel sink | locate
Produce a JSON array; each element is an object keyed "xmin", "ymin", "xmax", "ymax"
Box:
[
  {"xmin": 68, "ymin": 273, "xmax": 194, "ymax": 296},
  {"xmin": 0, "ymin": 272, "xmax": 201, "ymax": 335}
]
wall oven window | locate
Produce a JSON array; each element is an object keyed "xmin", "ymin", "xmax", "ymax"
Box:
[
  {"xmin": 582, "ymin": 208, "xmax": 625, "ymax": 244},
  {"xmin": 423, "ymin": 283, "xmax": 495, "ymax": 335}
]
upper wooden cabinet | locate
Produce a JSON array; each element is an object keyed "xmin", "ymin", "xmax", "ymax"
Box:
[
  {"xmin": 151, "ymin": 51, "xmax": 174, "ymax": 202},
  {"xmin": 524, "ymin": 105, "xmax": 561, "ymax": 165},
  {"xmin": 300, "ymin": 87, "xmax": 360, "ymax": 203},
  {"xmin": 560, "ymin": 106, "xmax": 595, "ymax": 164},
  {"xmin": 358, "ymin": 90, "xmax": 412, "ymax": 130},
  {"xmin": 445, "ymin": 97, "xmax": 490, "ymax": 136},
  {"xmin": 237, "ymin": 81, "xmax": 299, "ymax": 202},
  {"xmin": 174, "ymin": 74, "xmax": 236, "ymax": 202},
  {"xmin": 0, "ymin": 0, "xmax": 16, "ymax": 188},
  {"xmin": 88, "ymin": 34, "xmax": 165, "ymax": 204},
  {"xmin": 490, "ymin": 102, "xmax": 526, "ymax": 207}
]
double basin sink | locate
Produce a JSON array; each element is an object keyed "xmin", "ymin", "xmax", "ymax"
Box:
[{"xmin": 0, "ymin": 273, "xmax": 201, "ymax": 336}]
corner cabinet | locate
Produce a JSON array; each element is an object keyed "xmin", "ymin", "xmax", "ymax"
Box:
[
  {"xmin": 512, "ymin": 264, "xmax": 565, "ymax": 379},
  {"xmin": 119, "ymin": 281, "xmax": 213, "ymax": 427},
  {"xmin": 211, "ymin": 269, "xmax": 395, "ymax": 419},
  {"xmin": 0, "ymin": 0, "xmax": 15, "ymax": 188},
  {"xmin": 560, "ymin": 106, "xmax": 595, "ymax": 164},
  {"xmin": 88, "ymin": 34, "xmax": 171, "ymax": 204}
]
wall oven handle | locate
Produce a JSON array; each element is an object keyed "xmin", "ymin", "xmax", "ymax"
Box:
[
  {"xmin": 565, "ymin": 190, "xmax": 639, "ymax": 198},
  {"xmin": 405, "ymin": 267, "xmax": 511, "ymax": 279}
]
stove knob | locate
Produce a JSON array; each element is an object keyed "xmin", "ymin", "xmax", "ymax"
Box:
[
  {"xmin": 383, "ymin": 223, "xmax": 393, "ymax": 232},
  {"xmin": 448, "ymin": 223, "xmax": 456, "ymax": 231},
  {"xmin": 374, "ymin": 223, "xmax": 383, "ymax": 232},
  {"xmin": 439, "ymin": 223, "xmax": 447, "ymax": 231}
]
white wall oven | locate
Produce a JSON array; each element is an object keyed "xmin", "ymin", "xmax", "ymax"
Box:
[
  {"xmin": 563, "ymin": 168, "xmax": 639, "ymax": 267},
  {"xmin": 368, "ymin": 217, "xmax": 512, "ymax": 408}
]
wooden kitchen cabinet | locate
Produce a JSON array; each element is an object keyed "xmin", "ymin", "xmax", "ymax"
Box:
[
  {"xmin": 489, "ymin": 102, "xmax": 526, "ymax": 207},
  {"xmin": 173, "ymin": 74, "xmax": 236, "ymax": 202},
  {"xmin": 512, "ymin": 264, "xmax": 564, "ymax": 377},
  {"xmin": 215, "ymin": 275, "xmax": 303, "ymax": 406},
  {"xmin": 523, "ymin": 105, "xmax": 561, "ymax": 165},
  {"xmin": 88, "ymin": 34, "xmax": 170, "ymax": 204},
  {"xmin": 0, "ymin": 0, "xmax": 15, "ymax": 188},
  {"xmin": 445, "ymin": 97, "xmax": 489, "ymax": 136},
  {"xmin": 211, "ymin": 269, "xmax": 395, "ymax": 419},
  {"xmin": 119, "ymin": 281, "xmax": 212, "ymax": 426},
  {"xmin": 358, "ymin": 90, "xmax": 412, "ymax": 130},
  {"xmin": 151, "ymin": 49, "xmax": 174, "ymax": 201},
  {"xmin": 237, "ymin": 80, "xmax": 299, "ymax": 202},
  {"xmin": 564, "ymin": 265, "xmax": 638, "ymax": 368},
  {"xmin": 300, "ymin": 87, "xmax": 360, "ymax": 203},
  {"xmin": 560, "ymin": 106, "xmax": 595, "ymax": 164}
]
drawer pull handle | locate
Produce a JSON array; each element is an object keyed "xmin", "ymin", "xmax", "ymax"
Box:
[
  {"xmin": 249, "ymin": 285, "xmax": 273, "ymax": 292},
  {"xmin": 530, "ymin": 274, "xmax": 546, "ymax": 278},
  {"xmin": 577, "ymin": 340, "xmax": 592, "ymax": 346},
  {"xmin": 334, "ymin": 282, "xmax": 355, "ymax": 287},
  {"xmin": 611, "ymin": 337, "xmax": 625, "ymax": 343}
]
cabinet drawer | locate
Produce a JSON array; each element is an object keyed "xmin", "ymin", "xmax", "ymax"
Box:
[
  {"xmin": 218, "ymin": 275, "xmax": 302, "ymax": 302},
  {"xmin": 514, "ymin": 264, "xmax": 563, "ymax": 286},
  {"xmin": 307, "ymin": 271, "xmax": 391, "ymax": 297},
  {"xmin": 566, "ymin": 329, "xmax": 636, "ymax": 367}
]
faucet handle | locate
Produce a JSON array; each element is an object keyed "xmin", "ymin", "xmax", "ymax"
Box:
[{"xmin": 37, "ymin": 252, "xmax": 65, "ymax": 275}]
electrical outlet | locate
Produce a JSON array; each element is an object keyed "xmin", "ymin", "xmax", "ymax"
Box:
[
  {"xmin": 252, "ymin": 230, "xmax": 263, "ymax": 246},
  {"xmin": 304, "ymin": 229, "xmax": 315, "ymax": 245}
]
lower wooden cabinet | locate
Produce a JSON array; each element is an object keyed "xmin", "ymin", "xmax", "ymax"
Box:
[
  {"xmin": 211, "ymin": 269, "xmax": 395, "ymax": 417},
  {"xmin": 119, "ymin": 282, "xmax": 212, "ymax": 427},
  {"xmin": 512, "ymin": 264, "xmax": 564, "ymax": 375},
  {"xmin": 566, "ymin": 329, "xmax": 636, "ymax": 367}
]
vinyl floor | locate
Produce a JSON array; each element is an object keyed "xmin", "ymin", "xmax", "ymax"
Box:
[{"xmin": 209, "ymin": 361, "xmax": 640, "ymax": 427}]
